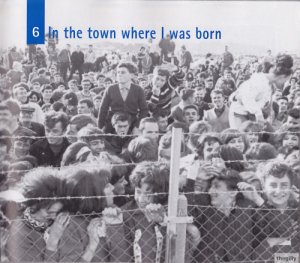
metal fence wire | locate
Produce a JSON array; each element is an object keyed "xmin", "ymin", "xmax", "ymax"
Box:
[{"xmin": 1, "ymin": 196, "xmax": 299, "ymax": 263}]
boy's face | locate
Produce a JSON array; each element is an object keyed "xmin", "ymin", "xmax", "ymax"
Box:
[
  {"xmin": 42, "ymin": 89, "xmax": 53, "ymax": 100},
  {"xmin": 282, "ymin": 134, "xmax": 299, "ymax": 150},
  {"xmin": 184, "ymin": 108, "xmax": 199, "ymax": 125},
  {"xmin": 142, "ymin": 122, "xmax": 159, "ymax": 142},
  {"xmin": 15, "ymin": 87, "xmax": 28, "ymax": 104},
  {"xmin": 89, "ymin": 139, "xmax": 105, "ymax": 156},
  {"xmin": 153, "ymin": 74, "xmax": 167, "ymax": 89},
  {"xmin": 278, "ymin": 99, "xmax": 288, "ymax": 112},
  {"xmin": 45, "ymin": 122, "xmax": 65, "ymax": 145},
  {"xmin": 93, "ymin": 99, "xmax": 102, "ymax": 109},
  {"xmin": 114, "ymin": 120, "xmax": 130, "ymax": 136},
  {"xmin": 68, "ymin": 83, "xmax": 77, "ymax": 92},
  {"xmin": 135, "ymin": 183, "xmax": 154, "ymax": 209},
  {"xmin": 157, "ymin": 116, "xmax": 168, "ymax": 132},
  {"xmin": 211, "ymin": 93, "xmax": 224, "ymax": 109},
  {"xmin": 264, "ymin": 174, "xmax": 291, "ymax": 208},
  {"xmin": 117, "ymin": 67, "xmax": 131, "ymax": 84},
  {"xmin": 286, "ymin": 116, "xmax": 300, "ymax": 128},
  {"xmin": 78, "ymin": 103, "xmax": 91, "ymax": 115},
  {"xmin": 195, "ymin": 88, "xmax": 205, "ymax": 100}
]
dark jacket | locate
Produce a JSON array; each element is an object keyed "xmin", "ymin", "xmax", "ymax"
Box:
[
  {"xmin": 98, "ymin": 83, "xmax": 149, "ymax": 130},
  {"xmin": 45, "ymin": 216, "xmax": 131, "ymax": 262},
  {"xmin": 71, "ymin": 51, "xmax": 84, "ymax": 67},
  {"xmin": 29, "ymin": 137, "xmax": 70, "ymax": 167},
  {"xmin": 191, "ymin": 198, "xmax": 256, "ymax": 263}
]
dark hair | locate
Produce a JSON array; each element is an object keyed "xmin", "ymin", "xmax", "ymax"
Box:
[
  {"xmin": 262, "ymin": 162, "xmax": 293, "ymax": 183},
  {"xmin": 44, "ymin": 111, "xmax": 69, "ymax": 130},
  {"xmin": 63, "ymin": 166, "xmax": 110, "ymax": 214},
  {"xmin": 28, "ymin": 90, "xmax": 42, "ymax": 102},
  {"xmin": 246, "ymin": 143, "xmax": 278, "ymax": 161},
  {"xmin": 111, "ymin": 112, "xmax": 131, "ymax": 126},
  {"xmin": 51, "ymin": 102, "xmax": 66, "ymax": 112},
  {"xmin": 130, "ymin": 162, "xmax": 169, "ymax": 204},
  {"xmin": 63, "ymin": 91, "xmax": 78, "ymax": 106},
  {"xmin": 78, "ymin": 126, "xmax": 105, "ymax": 143},
  {"xmin": 288, "ymin": 108, "xmax": 300, "ymax": 119},
  {"xmin": 69, "ymin": 114, "xmax": 96, "ymax": 130},
  {"xmin": 211, "ymin": 168, "xmax": 241, "ymax": 191},
  {"xmin": 20, "ymin": 167, "xmax": 64, "ymax": 212},
  {"xmin": 61, "ymin": 142, "xmax": 91, "ymax": 166},
  {"xmin": 128, "ymin": 137, "xmax": 158, "ymax": 163},
  {"xmin": 183, "ymin": 104, "xmax": 199, "ymax": 113},
  {"xmin": 153, "ymin": 67, "xmax": 170, "ymax": 79},
  {"xmin": 79, "ymin": 99, "xmax": 94, "ymax": 109},
  {"xmin": 0, "ymin": 100, "xmax": 20, "ymax": 116},
  {"xmin": 221, "ymin": 128, "xmax": 248, "ymax": 153},
  {"xmin": 41, "ymin": 84, "xmax": 54, "ymax": 93},
  {"xmin": 152, "ymin": 110, "xmax": 169, "ymax": 120},
  {"xmin": 210, "ymin": 89, "xmax": 224, "ymax": 97},
  {"xmin": 117, "ymin": 62, "xmax": 137, "ymax": 74},
  {"xmin": 219, "ymin": 145, "xmax": 244, "ymax": 172},
  {"xmin": 273, "ymin": 54, "xmax": 293, "ymax": 76},
  {"xmin": 139, "ymin": 117, "xmax": 158, "ymax": 131},
  {"xmin": 180, "ymin": 88, "xmax": 195, "ymax": 101}
]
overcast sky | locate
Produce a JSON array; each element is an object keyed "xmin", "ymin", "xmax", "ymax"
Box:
[{"xmin": 1, "ymin": 0, "xmax": 300, "ymax": 54}]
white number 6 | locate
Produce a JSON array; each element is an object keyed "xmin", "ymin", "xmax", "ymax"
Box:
[{"xmin": 32, "ymin": 27, "xmax": 39, "ymax": 37}]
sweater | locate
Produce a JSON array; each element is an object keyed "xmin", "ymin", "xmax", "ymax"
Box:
[
  {"xmin": 203, "ymin": 106, "xmax": 230, "ymax": 132},
  {"xmin": 98, "ymin": 83, "xmax": 148, "ymax": 129}
]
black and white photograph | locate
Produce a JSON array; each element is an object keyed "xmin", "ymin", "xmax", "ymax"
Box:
[{"xmin": 0, "ymin": 0, "xmax": 299, "ymax": 262}]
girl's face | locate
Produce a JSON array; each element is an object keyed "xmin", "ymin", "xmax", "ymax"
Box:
[
  {"xmin": 135, "ymin": 183, "xmax": 154, "ymax": 209},
  {"xmin": 228, "ymin": 136, "xmax": 245, "ymax": 153},
  {"xmin": 264, "ymin": 175, "xmax": 291, "ymax": 209},
  {"xmin": 247, "ymin": 133, "xmax": 259, "ymax": 145},
  {"xmin": 29, "ymin": 95, "xmax": 38, "ymax": 103},
  {"xmin": 282, "ymin": 134, "xmax": 299, "ymax": 150},
  {"xmin": 32, "ymin": 202, "xmax": 63, "ymax": 225}
]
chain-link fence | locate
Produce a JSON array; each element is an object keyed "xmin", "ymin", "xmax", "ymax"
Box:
[{"xmin": 1, "ymin": 195, "xmax": 299, "ymax": 263}]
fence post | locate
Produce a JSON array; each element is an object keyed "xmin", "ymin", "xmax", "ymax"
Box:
[
  {"xmin": 175, "ymin": 194, "xmax": 188, "ymax": 263},
  {"xmin": 165, "ymin": 128, "xmax": 182, "ymax": 263}
]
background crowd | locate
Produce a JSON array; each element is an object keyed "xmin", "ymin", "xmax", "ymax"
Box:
[{"xmin": 0, "ymin": 36, "xmax": 299, "ymax": 262}]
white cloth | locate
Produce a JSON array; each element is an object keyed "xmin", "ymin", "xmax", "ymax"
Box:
[{"xmin": 229, "ymin": 73, "xmax": 272, "ymax": 122}]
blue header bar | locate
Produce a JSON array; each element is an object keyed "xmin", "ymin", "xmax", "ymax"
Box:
[{"xmin": 27, "ymin": 0, "xmax": 45, "ymax": 44}]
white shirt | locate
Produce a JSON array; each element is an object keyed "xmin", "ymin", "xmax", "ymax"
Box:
[{"xmin": 230, "ymin": 73, "xmax": 273, "ymax": 121}]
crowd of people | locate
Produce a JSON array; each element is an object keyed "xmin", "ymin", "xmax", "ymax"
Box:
[{"xmin": 0, "ymin": 37, "xmax": 299, "ymax": 262}]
